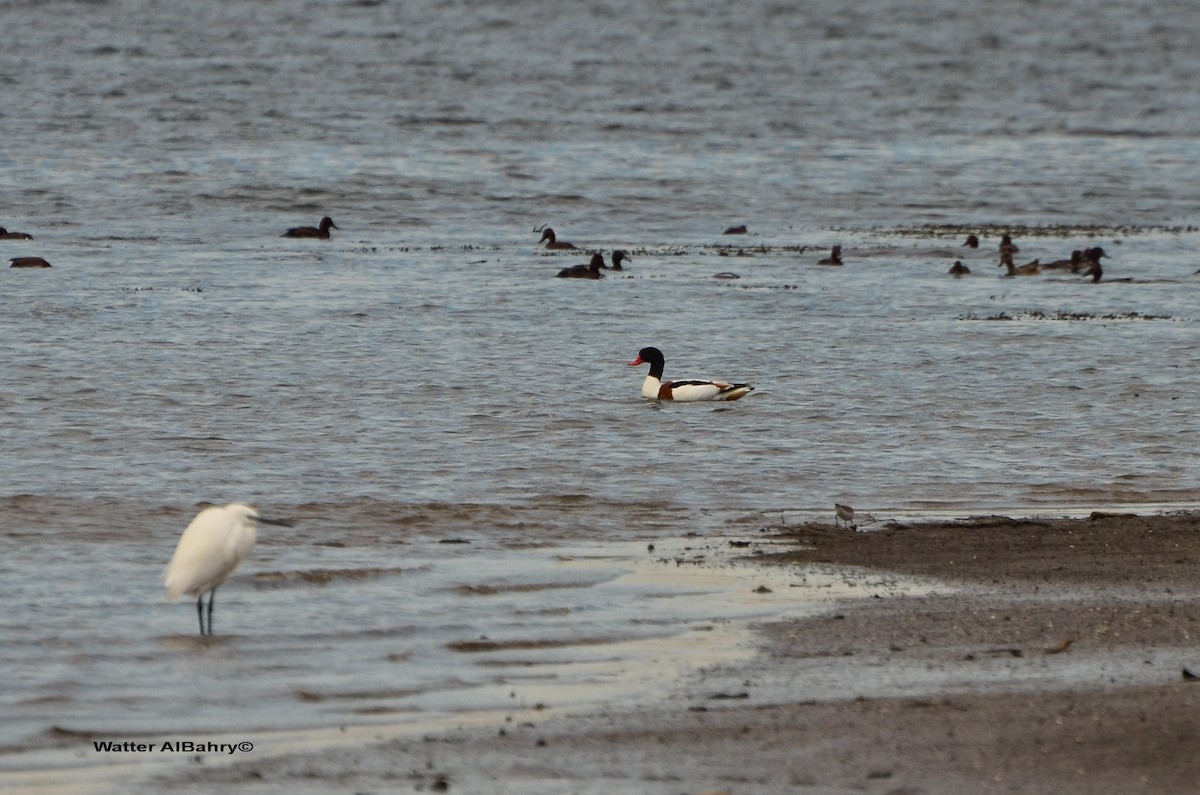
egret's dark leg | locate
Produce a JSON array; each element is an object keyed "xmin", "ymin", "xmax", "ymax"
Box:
[
  {"xmin": 207, "ymin": 588, "xmax": 217, "ymax": 635},
  {"xmin": 195, "ymin": 595, "xmax": 205, "ymax": 635}
]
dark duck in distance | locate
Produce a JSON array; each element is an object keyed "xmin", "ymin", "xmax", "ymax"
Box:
[
  {"xmin": 628, "ymin": 346, "xmax": 754, "ymax": 402},
  {"xmin": 283, "ymin": 216, "xmax": 338, "ymax": 238},
  {"xmin": 556, "ymin": 252, "xmax": 604, "ymax": 279},
  {"xmin": 10, "ymin": 256, "xmax": 51, "ymax": 268},
  {"xmin": 999, "ymin": 251, "xmax": 1041, "ymax": 276},
  {"xmin": 962, "ymin": 234, "xmax": 979, "ymax": 248},
  {"xmin": 1080, "ymin": 248, "xmax": 1111, "ymax": 282},
  {"xmin": 817, "ymin": 245, "xmax": 843, "ymax": 266},
  {"xmin": 536, "ymin": 227, "xmax": 576, "ymax": 249},
  {"xmin": 1042, "ymin": 250, "xmax": 1085, "ymax": 271},
  {"xmin": 604, "ymin": 250, "xmax": 630, "ymax": 271},
  {"xmin": 0, "ymin": 226, "xmax": 34, "ymax": 240},
  {"xmin": 948, "ymin": 260, "xmax": 971, "ymax": 276}
]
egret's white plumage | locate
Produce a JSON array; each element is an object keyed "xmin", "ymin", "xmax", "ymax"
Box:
[{"xmin": 164, "ymin": 503, "xmax": 290, "ymax": 635}]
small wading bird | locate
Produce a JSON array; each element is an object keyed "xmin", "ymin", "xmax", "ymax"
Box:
[
  {"xmin": 164, "ymin": 503, "xmax": 292, "ymax": 635},
  {"xmin": 628, "ymin": 346, "xmax": 753, "ymax": 402},
  {"xmin": 835, "ymin": 503, "xmax": 876, "ymax": 529},
  {"xmin": 535, "ymin": 226, "xmax": 575, "ymax": 249},
  {"xmin": 282, "ymin": 216, "xmax": 338, "ymax": 239}
]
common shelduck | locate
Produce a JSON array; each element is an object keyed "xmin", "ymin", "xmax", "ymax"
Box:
[
  {"xmin": 556, "ymin": 253, "xmax": 604, "ymax": 279},
  {"xmin": 283, "ymin": 216, "xmax": 338, "ymax": 239},
  {"xmin": 628, "ymin": 346, "xmax": 754, "ymax": 402},
  {"xmin": 537, "ymin": 227, "xmax": 576, "ymax": 249}
]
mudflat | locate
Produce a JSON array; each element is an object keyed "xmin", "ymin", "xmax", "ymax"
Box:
[{"xmin": 145, "ymin": 512, "xmax": 1200, "ymax": 795}]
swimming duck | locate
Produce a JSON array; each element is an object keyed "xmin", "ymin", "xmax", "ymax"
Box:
[
  {"xmin": 1042, "ymin": 250, "xmax": 1084, "ymax": 271},
  {"xmin": 537, "ymin": 227, "xmax": 576, "ymax": 250},
  {"xmin": 948, "ymin": 260, "xmax": 971, "ymax": 276},
  {"xmin": 10, "ymin": 256, "xmax": 51, "ymax": 268},
  {"xmin": 817, "ymin": 245, "xmax": 843, "ymax": 266},
  {"xmin": 0, "ymin": 226, "xmax": 34, "ymax": 240},
  {"xmin": 628, "ymin": 346, "xmax": 754, "ymax": 402},
  {"xmin": 999, "ymin": 253, "xmax": 1041, "ymax": 276},
  {"xmin": 605, "ymin": 250, "xmax": 631, "ymax": 271},
  {"xmin": 723, "ymin": 224, "xmax": 748, "ymax": 235},
  {"xmin": 963, "ymin": 234, "xmax": 979, "ymax": 248},
  {"xmin": 1083, "ymin": 246, "xmax": 1109, "ymax": 265},
  {"xmin": 556, "ymin": 252, "xmax": 604, "ymax": 279},
  {"xmin": 283, "ymin": 216, "xmax": 338, "ymax": 239}
]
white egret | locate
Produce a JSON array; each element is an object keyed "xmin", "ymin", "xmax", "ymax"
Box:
[{"xmin": 164, "ymin": 503, "xmax": 291, "ymax": 635}]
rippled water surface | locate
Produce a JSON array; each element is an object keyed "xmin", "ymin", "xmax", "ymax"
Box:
[{"xmin": 2, "ymin": 0, "xmax": 1200, "ymax": 787}]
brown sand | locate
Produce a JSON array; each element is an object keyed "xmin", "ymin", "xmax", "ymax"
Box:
[{"xmin": 142, "ymin": 512, "xmax": 1200, "ymax": 794}]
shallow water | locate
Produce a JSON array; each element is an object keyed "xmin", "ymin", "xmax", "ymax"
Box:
[{"xmin": 2, "ymin": 0, "xmax": 1200, "ymax": 785}]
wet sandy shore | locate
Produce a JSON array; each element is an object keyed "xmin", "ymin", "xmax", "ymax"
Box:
[{"xmin": 99, "ymin": 513, "xmax": 1200, "ymax": 793}]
